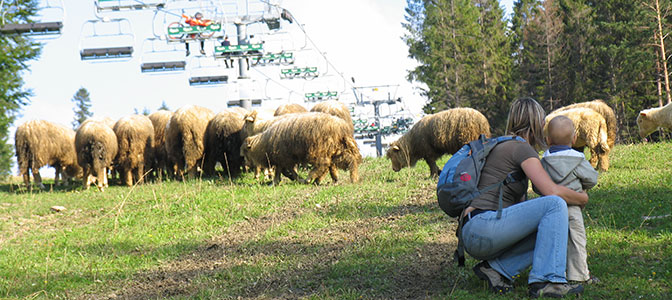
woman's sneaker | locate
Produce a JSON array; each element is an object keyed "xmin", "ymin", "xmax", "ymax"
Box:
[
  {"xmin": 473, "ymin": 261, "xmax": 513, "ymax": 295},
  {"xmin": 529, "ymin": 282, "xmax": 584, "ymax": 298}
]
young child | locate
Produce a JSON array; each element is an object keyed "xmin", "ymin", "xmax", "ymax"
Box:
[{"xmin": 535, "ymin": 115, "xmax": 599, "ymax": 283}]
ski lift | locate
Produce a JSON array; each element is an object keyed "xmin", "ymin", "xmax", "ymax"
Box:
[
  {"xmin": 261, "ymin": 3, "xmax": 290, "ymax": 30},
  {"xmin": 214, "ymin": 43, "xmax": 263, "ymax": 60},
  {"xmin": 302, "ymin": 76, "xmax": 344, "ymax": 102},
  {"xmin": 280, "ymin": 66, "xmax": 318, "ymax": 79},
  {"xmin": 139, "ymin": 37, "xmax": 186, "ymax": 73},
  {"xmin": 248, "ymin": 30, "xmax": 295, "ymax": 66},
  {"xmin": 95, "ymin": 0, "xmax": 166, "ymax": 12},
  {"xmin": 79, "ymin": 18, "xmax": 135, "ymax": 61},
  {"xmin": 150, "ymin": 1, "xmax": 233, "ymax": 38},
  {"xmin": 188, "ymin": 55, "xmax": 228, "ymax": 86},
  {"xmin": 166, "ymin": 21, "xmax": 223, "ymax": 42},
  {"xmin": 304, "ymin": 91, "xmax": 338, "ymax": 102},
  {"xmin": 0, "ymin": 0, "xmax": 64, "ymax": 37}
]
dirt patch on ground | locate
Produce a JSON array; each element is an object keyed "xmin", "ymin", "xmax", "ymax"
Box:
[{"xmin": 84, "ymin": 185, "xmax": 460, "ymax": 299}]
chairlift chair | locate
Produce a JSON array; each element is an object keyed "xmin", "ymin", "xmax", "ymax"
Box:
[
  {"xmin": 187, "ymin": 55, "xmax": 228, "ymax": 86},
  {"xmin": 0, "ymin": 0, "xmax": 65, "ymax": 37},
  {"xmin": 139, "ymin": 37, "xmax": 186, "ymax": 73},
  {"xmin": 95, "ymin": 0, "xmax": 166, "ymax": 12},
  {"xmin": 79, "ymin": 18, "xmax": 135, "ymax": 61},
  {"xmin": 166, "ymin": 21, "xmax": 222, "ymax": 42},
  {"xmin": 214, "ymin": 43, "xmax": 264, "ymax": 60},
  {"xmin": 280, "ymin": 66, "xmax": 318, "ymax": 79}
]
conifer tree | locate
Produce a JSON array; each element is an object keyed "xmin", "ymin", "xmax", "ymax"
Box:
[
  {"xmin": 0, "ymin": 0, "xmax": 41, "ymax": 179},
  {"xmin": 72, "ymin": 88, "xmax": 93, "ymax": 129},
  {"xmin": 158, "ymin": 101, "xmax": 170, "ymax": 111}
]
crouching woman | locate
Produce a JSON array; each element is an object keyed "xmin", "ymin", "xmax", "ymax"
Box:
[{"xmin": 461, "ymin": 97, "xmax": 588, "ymax": 298}]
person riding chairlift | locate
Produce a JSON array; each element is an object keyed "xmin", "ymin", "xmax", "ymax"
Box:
[{"xmin": 182, "ymin": 12, "xmax": 212, "ymax": 56}]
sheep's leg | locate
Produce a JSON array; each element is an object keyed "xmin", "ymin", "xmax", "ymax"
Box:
[
  {"xmin": 329, "ymin": 165, "xmax": 339, "ymax": 183},
  {"xmin": 32, "ymin": 169, "xmax": 45, "ymax": 190},
  {"xmin": 264, "ymin": 167, "xmax": 275, "ymax": 180},
  {"xmin": 597, "ymin": 153, "xmax": 609, "ymax": 172},
  {"xmin": 273, "ymin": 168, "xmax": 282, "ymax": 185},
  {"xmin": 588, "ymin": 148, "xmax": 599, "ymax": 169},
  {"xmin": 22, "ymin": 171, "xmax": 31, "ymax": 190},
  {"xmin": 103, "ymin": 167, "xmax": 109, "ymax": 188},
  {"xmin": 254, "ymin": 165, "xmax": 262, "ymax": 180},
  {"xmin": 83, "ymin": 167, "xmax": 92, "ymax": 190},
  {"xmin": 54, "ymin": 165, "xmax": 61, "ymax": 186},
  {"xmin": 427, "ymin": 158, "xmax": 440, "ymax": 178},
  {"xmin": 136, "ymin": 165, "xmax": 145, "ymax": 184},
  {"xmin": 349, "ymin": 163, "xmax": 360, "ymax": 183},
  {"xmin": 123, "ymin": 168, "xmax": 133, "ymax": 187}
]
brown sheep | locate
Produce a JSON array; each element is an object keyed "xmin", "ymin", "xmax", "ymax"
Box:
[
  {"xmin": 148, "ymin": 110, "xmax": 173, "ymax": 180},
  {"xmin": 203, "ymin": 108, "xmax": 248, "ymax": 178},
  {"xmin": 113, "ymin": 115, "xmax": 155, "ymax": 186},
  {"xmin": 309, "ymin": 100, "xmax": 354, "ymax": 133},
  {"xmin": 274, "ymin": 103, "xmax": 308, "ymax": 116},
  {"xmin": 554, "ymin": 99, "xmax": 617, "ymax": 148},
  {"xmin": 386, "ymin": 107, "xmax": 491, "ymax": 178},
  {"xmin": 636, "ymin": 102, "xmax": 672, "ymax": 138},
  {"xmin": 545, "ymin": 107, "xmax": 610, "ymax": 171},
  {"xmin": 14, "ymin": 120, "xmax": 82, "ymax": 190},
  {"xmin": 165, "ymin": 105, "xmax": 214, "ymax": 180},
  {"xmin": 75, "ymin": 120, "xmax": 118, "ymax": 191},
  {"xmin": 240, "ymin": 112, "xmax": 362, "ymax": 185}
]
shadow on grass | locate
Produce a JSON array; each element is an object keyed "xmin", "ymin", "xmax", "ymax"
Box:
[
  {"xmin": 101, "ymin": 226, "xmax": 470, "ymax": 299},
  {"xmin": 4, "ymin": 239, "xmax": 202, "ymax": 299}
]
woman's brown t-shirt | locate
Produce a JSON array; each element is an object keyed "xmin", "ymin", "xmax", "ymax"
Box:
[{"xmin": 469, "ymin": 140, "xmax": 539, "ymax": 211}]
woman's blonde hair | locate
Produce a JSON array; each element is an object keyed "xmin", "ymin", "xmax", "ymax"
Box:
[{"xmin": 506, "ymin": 97, "xmax": 546, "ymax": 150}]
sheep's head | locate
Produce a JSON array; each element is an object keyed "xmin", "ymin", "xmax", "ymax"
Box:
[
  {"xmin": 240, "ymin": 135, "xmax": 261, "ymax": 165},
  {"xmin": 637, "ymin": 110, "xmax": 658, "ymax": 138},
  {"xmin": 64, "ymin": 164, "xmax": 83, "ymax": 179},
  {"xmin": 386, "ymin": 142, "xmax": 412, "ymax": 172},
  {"xmin": 240, "ymin": 137, "xmax": 252, "ymax": 159}
]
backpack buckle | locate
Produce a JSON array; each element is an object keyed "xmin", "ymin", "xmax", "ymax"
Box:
[{"xmin": 504, "ymin": 173, "xmax": 517, "ymax": 184}]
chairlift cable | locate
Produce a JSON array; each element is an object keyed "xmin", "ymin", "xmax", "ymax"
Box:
[
  {"xmin": 251, "ymin": 66, "xmax": 303, "ymax": 98},
  {"xmin": 261, "ymin": 2, "xmax": 354, "ymax": 91}
]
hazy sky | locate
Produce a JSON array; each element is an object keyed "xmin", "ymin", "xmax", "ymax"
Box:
[{"xmin": 9, "ymin": 0, "xmax": 514, "ymax": 173}]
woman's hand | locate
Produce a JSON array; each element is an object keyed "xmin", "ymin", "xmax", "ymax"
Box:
[{"xmin": 521, "ymin": 157, "xmax": 588, "ymax": 206}]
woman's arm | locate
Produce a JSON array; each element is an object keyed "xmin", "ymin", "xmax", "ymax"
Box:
[{"xmin": 521, "ymin": 157, "xmax": 588, "ymax": 206}]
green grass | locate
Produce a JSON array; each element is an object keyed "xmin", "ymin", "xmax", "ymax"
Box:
[{"xmin": 1, "ymin": 142, "xmax": 671, "ymax": 299}]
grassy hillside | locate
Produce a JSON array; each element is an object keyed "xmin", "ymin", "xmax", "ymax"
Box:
[{"xmin": 1, "ymin": 142, "xmax": 670, "ymax": 299}]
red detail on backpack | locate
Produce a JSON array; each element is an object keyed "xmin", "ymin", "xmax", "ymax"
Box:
[{"xmin": 460, "ymin": 173, "xmax": 471, "ymax": 182}]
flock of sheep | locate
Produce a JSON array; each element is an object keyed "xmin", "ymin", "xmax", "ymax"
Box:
[
  {"xmin": 15, "ymin": 100, "xmax": 361, "ymax": 191},
  {"xmin": 13, "ymin": 99, "xmax": 669, "ymax": 190}
]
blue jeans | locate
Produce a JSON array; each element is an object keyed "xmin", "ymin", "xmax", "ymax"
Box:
[{"xmin": 462, "ymin": 196, "xmax": 569, "ymax": 284}]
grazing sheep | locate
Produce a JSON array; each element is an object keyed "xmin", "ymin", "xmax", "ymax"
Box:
[
  {"xmin": 14, "ymin": 120, "xmax": 82, "ymax": 190},
  {"xmin": 274, "ymin": 103, "xmax": 307, "ymax": 116},
  {"xmin": 555, "ymin": 99, "xmax": 617, "ymax": 148},
  {"xmin": 240, "ymin": 112, "xmax": 362, "ymax": 185},
  {"xmin": 165, "ymin": 105, "xmax": 214, "ymax": 180},
  {"xmin": 545, "ymin": 107, "xmax": 610, "ymax": 171},
  {"xmin": 310, "ymin": 100, "xmax": 354, "ymax": 133},
  {"xmin": 203, "ymin": 108, "xmax": 248, "ymax": 177},
  {"xmin": 148, "ymin": 110, "xmax": 173, "ymax": 180},
  {"xmin": 637, "ymin": 102, "xmax": 672, "ymax": 138},
  {"xmin": 386, "ymin": 107, "xmax": 491, "ymax": 178},
  {"xmin": 113, "ymin": 115, "xmax": 155, "ymax": 186},
  {"xmin": 75, "ymin": 120, "xmax": 118, "ymax": 191}
]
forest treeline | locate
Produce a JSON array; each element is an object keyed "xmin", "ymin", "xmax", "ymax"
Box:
[{"xmin": 403, "ymin": 0, "xmax": 670, "ymax": 142}]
